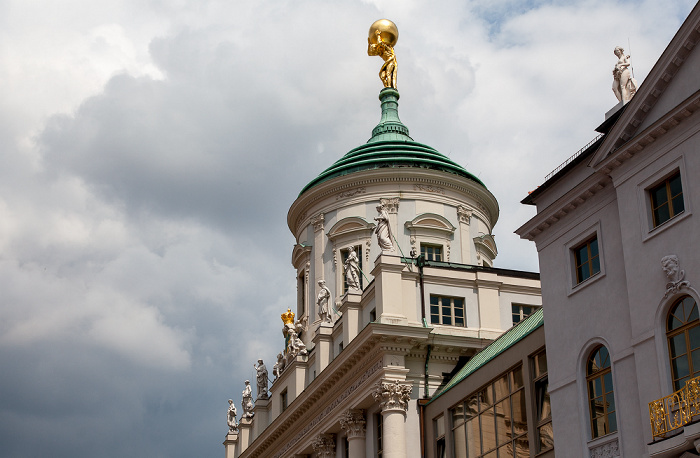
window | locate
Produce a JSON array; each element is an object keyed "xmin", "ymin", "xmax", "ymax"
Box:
[
  {"xmin": 574, "ymin": 236, "xmax": 600, "ymax": 284},
  {"xmin": 430, "ymin": 296, "xmax": 465, "ymax": 327},
  {"xmin": 667, "ymin": 295, "xmax": 700, "ymax": 390},
  {"xmin": 435, "ymin": 415, "xmax": 446, "ymax": 458},
  {"xmin": 650, "ymin": 172, "xmax": 684, "ymax": 228},
  {"xmin": 586, "ymin": 346, "xmax": 617, "ymax": 439},
  {"xmin": 376, "ymin": 413, "xmax": 383, "ymax": 457},
  {"xmin": 281, "ymin": 388, "xmax": 288, "ymax": 412},
  {"xmin": 341, "ymin": 245, "xmax": 363, "ymax": 293},
  {"xmin": 421, "ymin": 243, "xmax": 443, "ymax": 261},
  {"xmin": 370, "ymin": 308, "xmax": 376, "ymax": 323},
  {"xmin": 450, "ymin": 366, "xmax": 528, "ymax": 457},
  {"xmin": 512, "ymin": 304, "xmax": 538, "ymax": 326},
  {"xmin": 533, "ymin": 351, "xmax": 553, "ymax": 452}
]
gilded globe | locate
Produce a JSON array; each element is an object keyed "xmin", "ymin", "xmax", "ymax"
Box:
[{"xmin": 368, "ymin": 19, "xmax": 398, "ymax": 47}]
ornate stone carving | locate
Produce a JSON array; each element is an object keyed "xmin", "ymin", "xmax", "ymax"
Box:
[
  {"xmin": 414, "ymin": 184, "xmax": 445, "ymax": 194},
  {"xmin": 254, "ymin": 359, "xmax": 269, "ymax": 400},
  {"xmin": 227, "ymin": 399, "xmax": 238, "ymax": 432},
  {"xmin": 317, "ymin": 280, "xmax": 332, "ymax": 323},
  {"xmin": 366, "ymin": 239, "xmax": 371, "ymax": 262},
  {"xmin": 273, "ymin": 352, "xmax": 285, "ymax": 379},
  {"xmin": 589, "ymin": 438, "xmax": 619, "ymax": 457},
  {"xmin": 374, "ymin": 204, "xmax": 394, "ymax": 252},
  {"xmin": 446, "ymin": 240, "xmax": 451, "ymax": 262},
  {"xmin": 372, "ymin": 380, "xmax": 412, "ymax": 412},
  {"xmin": 311, "ymin": 433, "xmax": 336, "ymax": 458},
  {"xmin": 662, "ymin": 255, "xmax": 691, "ymax": 298},
  {"xmin": 332, "ymin": 244, "xmax": 338, "ymax": 268},
  {"xmin": 339, "ymin": 409, "xmax": 366, "ymax": 439},
  {"xmin": 457, "ymin": 205, "xmax": 472, "ymax": 224},
  {"xmin": 241, "ymin": 380, "xmax": 255, "ymax": 419},
  {"xmin": 612, "ymin": 46, "xmax": 638, "ymax": 103},
  {"xmin": 336, "ymin": 187, "xmax": 366, "ymax": 200},
  {"xmin": 344, "ymin": 247, "xmax": 361, "ymax": 291},
  {"xmin": 311, "ymin": 213, "xmax": 325, "ymax": 232},
  {"xmin": 380, "ymin": 197, "xmax": 399, "ymax": 213}
]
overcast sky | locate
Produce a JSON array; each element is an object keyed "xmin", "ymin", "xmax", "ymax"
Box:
[{"xmin": 0, "ymin": 0, "xmax": 696, "ymax": 456}]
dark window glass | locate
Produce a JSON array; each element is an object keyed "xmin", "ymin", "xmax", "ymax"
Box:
[
  {"xmin": 574, "ymin": 236, "xmax": 601, "ymax": 284},
  {"xmin": 668, "ymin": 296, "xmax": 700, "ymax": 389},
  {"xmin": 651, "ymin": 172, "xmax": 684, "ymax": 227},
  {"xmin": 586, "ymin": 346, "xmax": 617, "ymax": 438}
]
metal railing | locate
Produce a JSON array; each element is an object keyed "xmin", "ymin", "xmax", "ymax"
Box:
[
  {"xmin": 543, "ymin": 134, "xmax": 603, "ymax": 182},
  {"xmin": 649, "ymin": 376, "xmax": 700, "ymax": 439}
]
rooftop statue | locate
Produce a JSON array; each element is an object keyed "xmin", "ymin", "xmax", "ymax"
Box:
[
  {"xmin": 612, "ymin": 46, "xmax": 638, "ymax": 103},
  {"xmin": 374, "ymin": 204, "xmax": 394, "ymax": 252},
  {"xmin": 227, "ymin": 399, "xmax": 238, "ymax": 432},
  {"xmin": 241, "ymin": 380, "xmax": 255, "ymax": 419},
  {"xmin": 367, "ymin": 19, "xmax": 399, "ymax": 89},
  {"xmin": 254, "ymin": 359, "xmax": 269, "ymax": 400}
]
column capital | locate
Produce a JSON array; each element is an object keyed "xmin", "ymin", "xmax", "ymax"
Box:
[
  {"xmin": 311, "ymin": 433, "xmax": 336, "ymax": 458},
  {"xmin": 372, "ymin": 380, "xmax": 412, "ymax": 413},
  {"xmin": 339, "ymin": 409, "xmax": 366, "ymax": 439}
]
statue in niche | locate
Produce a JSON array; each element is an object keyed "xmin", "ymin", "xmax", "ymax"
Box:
[
  {"xmin": 374, "ymin": 204, "xmax": 394, "ymax": 251},
  {"xmin": 273, "ymin": 352, "xmax": 285, "ymax": 379},
  {"xmin": 317, "ymin": 280, "xmax": 333, "ymax": 323},
  {"xmin": 253, "ymin": 359, "xmax": 269, "ymax": 400},
  {"xmin": 612, "ymin": 46, "xmax": 638, "ymax": 103},
  {"xmin": 367, "ymin": 19, "xmax": 399, "ymax": 89},
  {"xmin": 241, "ymin": 380, "xmax": 255, "ymax": 418},
  {"xmin": 344, "ymin": 247, "xmax": 361, "ymax": 291},
  {"xmin": 227, "ymin": 399, "xmax": 238, "ymax": 432},
  {"xmin": 662, "ymin": 255, "xmax": 690, "ymax": 298}
]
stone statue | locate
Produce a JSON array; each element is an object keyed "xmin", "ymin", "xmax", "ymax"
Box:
[
  {"xmin": 367, "ymin": 19, "xmax": 399, "ymax": 89},
  {"xmin": 662, "ymin": 255, "xmax": 690, "ymax": 298},
  {"xmin": 374, "ymin": 204, "xmax": 394, "ymax": 251},
  {"xmin": 254, "ymin": 359, "xmax": 269, "ymax": 400},
  {"xmin": 241, "ymin": 380, "xmax": 254, "ymax": 418},
  {"xmin": 273, "ymin": 351, "xmax": 285, "ymax": 379},
  {"xmin": 612, "ymin": 46, "xmax": 638, "ymax": 103},
  {"xmin": 287, "ymin": 329, "xmax": 308, "ymax": 358},
  {"xmin": 344, "ymin": 247, "xmax": 361, "ymax": 291},
  {"xmin": 317, "ymin": 280, "xmax": 332, "ymax": 323},
  {"xmin": 227, "ymin": 399, "xmax": 238, "ymax": 432}
]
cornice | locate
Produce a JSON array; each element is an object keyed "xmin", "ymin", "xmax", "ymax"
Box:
[
  {"xmin": 516, "ymin": 173, "xmax": 611, "ymax": 241},
  {"xmin": 288, "ymin": 168, "xmax": 499, "ymax": 237}
]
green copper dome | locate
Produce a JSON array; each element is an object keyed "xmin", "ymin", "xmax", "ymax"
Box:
[{"xmin": 299, "ymin": 88, "xmax": 485, "ymax": 196}]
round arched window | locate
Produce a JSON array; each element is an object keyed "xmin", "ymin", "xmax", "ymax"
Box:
[
  {"xmin": 586, "ymin": 346, "xmax": 617, "ymax": 439},
  {"xmin": 667, "ymin": 295, "xmax": 700, "ymax": 390}
]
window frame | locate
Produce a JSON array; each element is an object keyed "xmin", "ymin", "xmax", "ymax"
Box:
[
  {"xmin": 512, "ymin": 304, "xmax": 539, "ymax": 326},
  {"xmin": 649, "ymin": 171, "xmax": 685, "ymax": 228},
  {"xmin": 666, "ymin": 295, "xmax": 700, "ymax": 390},
  {"xmin": 429, "ymin": 295, "xmax": 466, "ymax": 327},
  {"xmin": 532, "ymin": 350, "xmax": 553, "ymax": 453},
  {"xmin": 573, "ymin": 236, "xmax": 601, "ymax": 285},
  {"xmin": 564, "ymin": 221, "xmax": 606, "ymax": 296},
  {"xmin": 421, "ymin": 243, "xmax": 444, "ymax": 262},
  {"xmin": 586, "ymin": 345, "xmax": 617, "ymax": 439}
]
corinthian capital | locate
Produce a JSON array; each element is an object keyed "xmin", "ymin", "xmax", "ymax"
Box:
[
  {"xmin": 372, "ymin": 380, "xmax": 412, "ymax": 412},
  {"xmin": 311, "ymin": 433, "xmax": 336, "ymax": 458},
  {"xmin": 339, "ymin": 409, "xmax": 366, "ymax": 439}
]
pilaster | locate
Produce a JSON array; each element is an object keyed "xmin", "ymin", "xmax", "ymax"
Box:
[
  {"xmin": 371, "ymin": 254, "xmax": 407, "ymax": 325},
  {"xmin": 340, "ymin": 291, "xmax": 362, "ymax": 346},
  {"xmin": 252, "ymin": 397, "xmax": 270, "ymax": 438},
  {"xmin": 457, "ymin": 205, "xmax": 472, "ymax": 264},
  {"xmin": 237, "ymin": 417, "xmax": 253, "ymax": 456},
  {"xmin": 223, "ymin": 432, "xmax": 238, "ymax": 458},
  {"xmin": 313, "ymin": 322, "xmax": 334, "ymax": 375}
]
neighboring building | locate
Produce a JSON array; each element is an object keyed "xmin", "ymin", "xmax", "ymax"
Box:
[
  {"xmin": 516, "ymin": 4, "xmax": 700, "ymax": 457},
  {"xmin": 423, "ymin": 308, "xmax": 554, "ymax": 458},
  {"xmin": 225, "ymin": 86, "xmax": 542, "ymax": 455}
]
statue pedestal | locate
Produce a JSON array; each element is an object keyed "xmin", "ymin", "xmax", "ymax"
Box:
[
  {"xmin": 253, "ymin": 397, "xmax": 270, "ymax": 438},
  {"xmin": 313, "ymin": 322, "xmax": 334, "ymax": 374},
  {"xmin": 223, "ymin": 431, "xmax": 238, "ymax": 458},
  {"xmin": 237, "ymin": 417, "xmax": 253, "ymax": 456},
  {"xmin": 339, "ymin": 291, "xmax": 362, "ymax": 346}
]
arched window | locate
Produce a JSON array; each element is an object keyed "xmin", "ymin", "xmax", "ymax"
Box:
[
  {"xmin": 586, "ymin": 346, "xmax": 617, "ymax": 439},
  {"xmin": 667, "ymin": 295, "xmax": 700, "ymax": 390}
]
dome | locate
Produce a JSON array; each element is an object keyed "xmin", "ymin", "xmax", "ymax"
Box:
[{"xmin": 298, "ymin": 88, "xmax": 485, "ymax": 196}]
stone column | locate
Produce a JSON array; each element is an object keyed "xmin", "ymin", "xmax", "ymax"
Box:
[
  {"xmin": 372, "ymin": 380, "xmax": 412, "ymax": 458},
  {"xmin": 311, "ymin": 433, "xmax": 336, "ymax": 458},
  {"xmin": 340, "ymin": 409, "xmax": 366, "ymax": 458},
  {"xmin": 223, "ymin": 431, "xmax": 238, "ymax": 458}
]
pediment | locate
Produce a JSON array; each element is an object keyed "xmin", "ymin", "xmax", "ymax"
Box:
[
  {"xmin": 291, "ymin": 243, "xmax": 312, "ymax": 269},
  {"xmin": 327, "ymin": 217, "xmax": 375, "ymax": 240},
  {"xmin": 590, "ymin": 4, "xmax": 700, "ymax": 168},
  {"xmin": 473, "ymin": 234, "xmax": 498, "ymax": 258},
  {"xmin": 405, "ymin": 213, "xmax": 456, "ymax": 234}
]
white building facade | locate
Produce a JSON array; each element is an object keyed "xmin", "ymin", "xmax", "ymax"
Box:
[
  {"xmin": 226, "ymin": 84, "xmax": 542, "ymax": 456},
  {"xmin": 517, "ymin": 4, "xmax": 700, "ymax": 457}
]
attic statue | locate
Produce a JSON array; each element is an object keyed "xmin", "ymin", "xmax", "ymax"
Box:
[
  {"xmin": 316, "ymin": 280, "xmax": 332, "ymax": 323},
  {"xmin": 367, "ymin": 19, "xmax": 399, "ymax": 89},
  {"xmin": 612, "ymin": 46, "xmax": 638, "ymax": 103},
  {"xmin": 227, "ymin": 399, "xmax": 238, "ymax": 432}
]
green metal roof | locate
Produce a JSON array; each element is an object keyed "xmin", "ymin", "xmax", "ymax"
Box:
[
  {"xmin": 429, "ymin": 308, "xmax": 544, "ymax": 404},
  {"xmin": 299, "ymin": 88, "xmax": 485, "ymax": 196}
]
